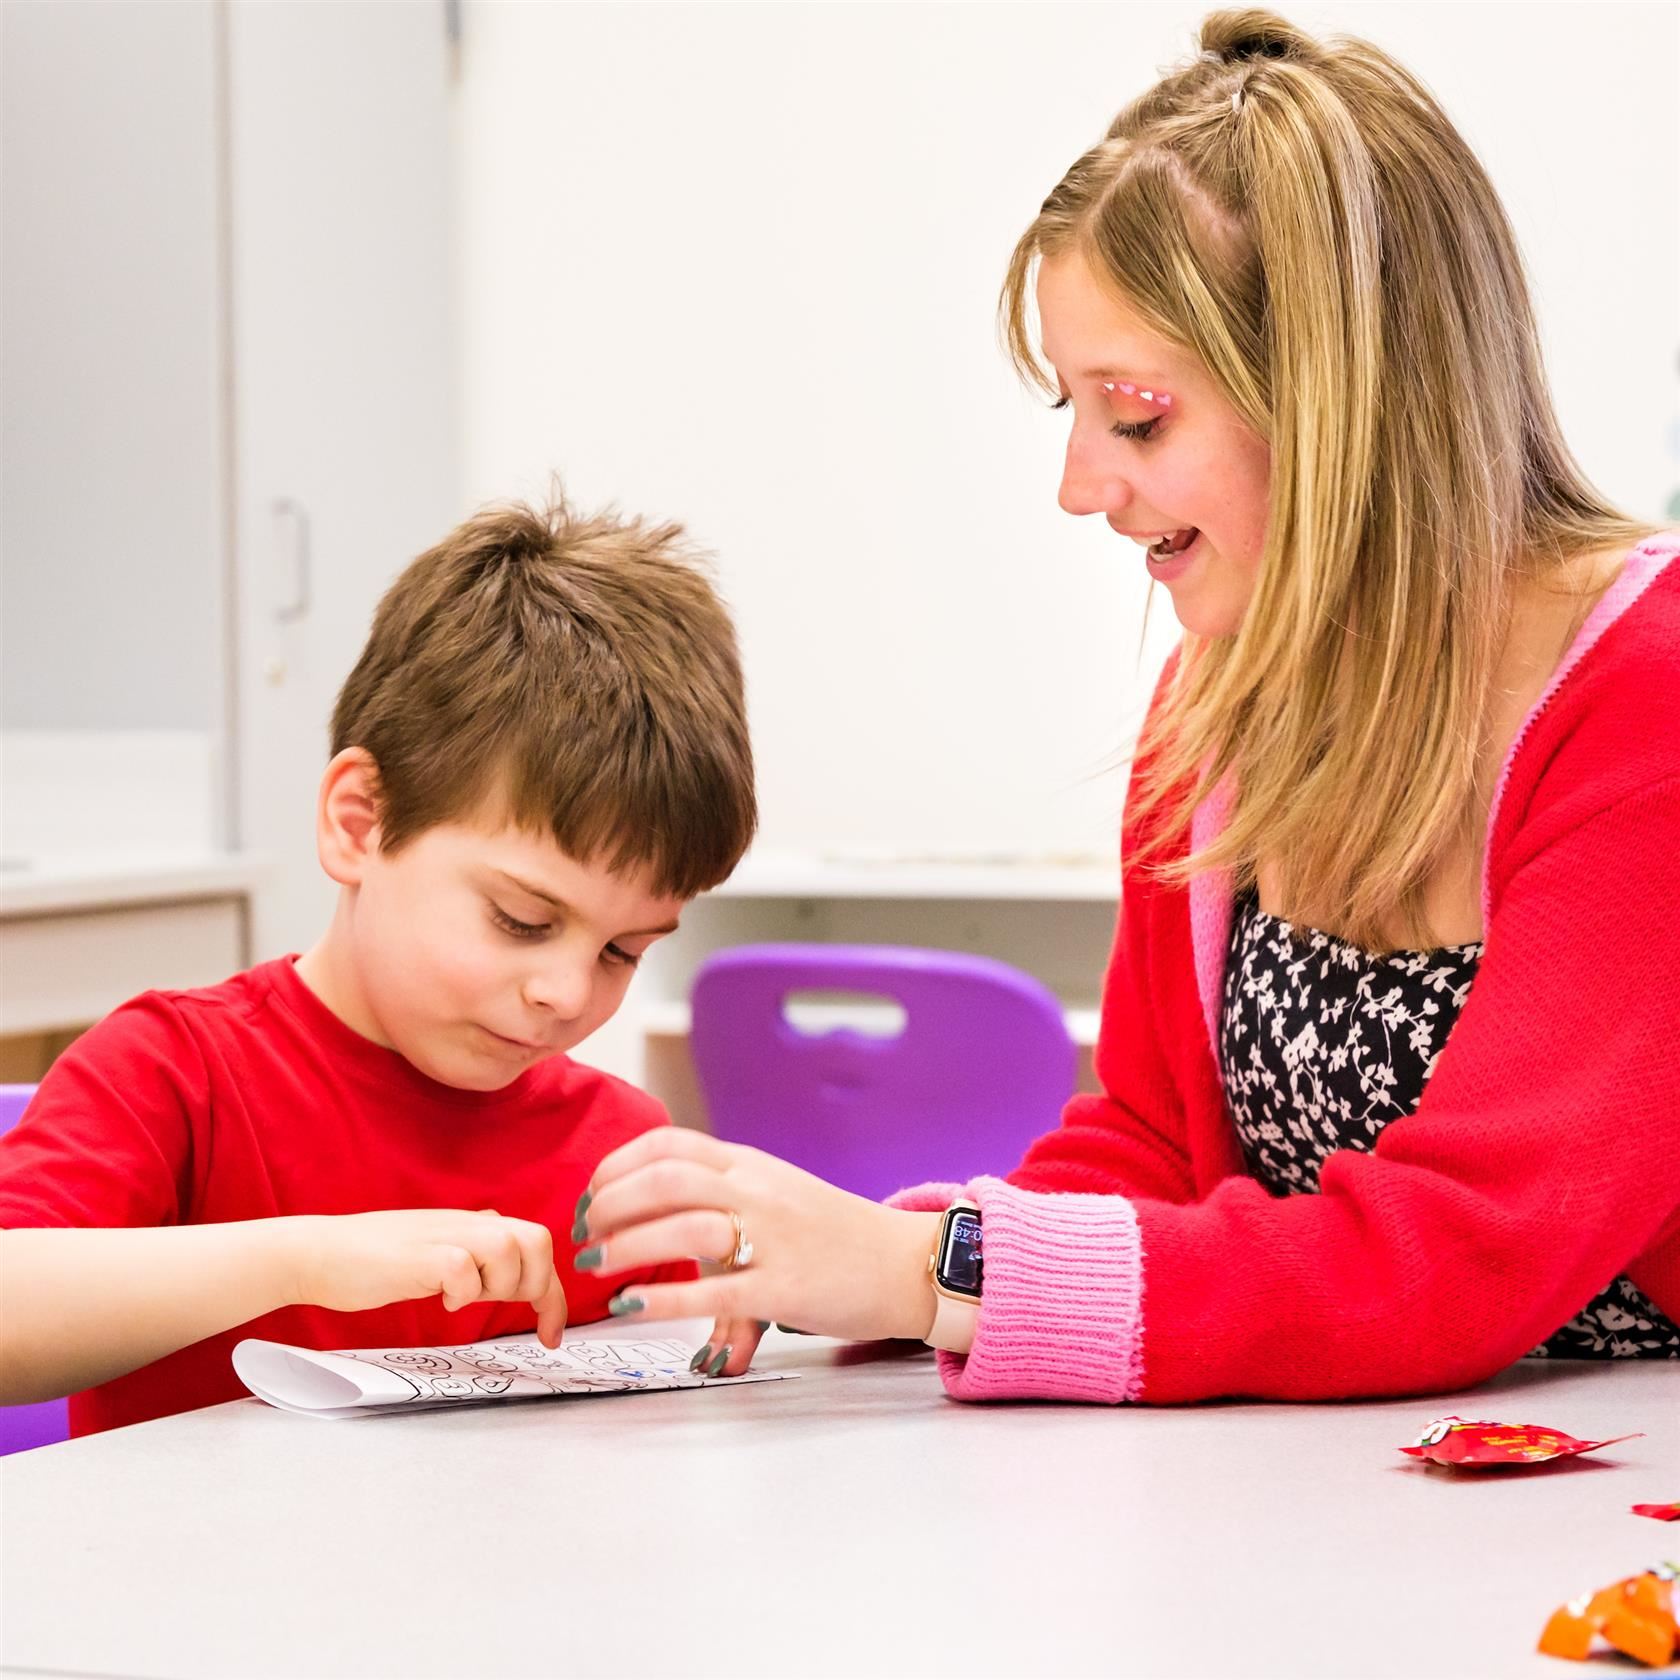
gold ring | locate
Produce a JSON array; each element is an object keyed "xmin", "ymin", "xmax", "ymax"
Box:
[{"xmin": 723, "ymin": 1211, "xmax": 754, "ymax": 1270}]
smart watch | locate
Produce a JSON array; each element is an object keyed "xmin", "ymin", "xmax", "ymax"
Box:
[{"xmin": 925, "ymin": 1199, "xmax": 983, "ymax": 1352}]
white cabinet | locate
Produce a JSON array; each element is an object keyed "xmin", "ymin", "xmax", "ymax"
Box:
[
  {"xmin": 0, "ymin": 0, "xmax": 459, "ymax": 1055},
  {"xmin": 228, "ymin": 0, "xmax": 460, "ymax": 961}
]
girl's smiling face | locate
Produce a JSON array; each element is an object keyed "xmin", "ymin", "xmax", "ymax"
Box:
[{"xmin": 1036, "ymin": 249, "xmax": 1273, "ymax": 638}]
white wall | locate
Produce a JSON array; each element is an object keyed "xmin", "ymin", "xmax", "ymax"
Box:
[
  {"xmin": 456, "ymin": 0, "xmax": 1678, "ymax": 869},
  {"xmin": 0, "ymin": 0, "xmax": 223, "ymax": 732}
]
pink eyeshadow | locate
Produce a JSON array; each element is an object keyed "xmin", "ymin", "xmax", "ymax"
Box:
[{"xmin": 1102, "ymin": 379, "xmax": 1174, "ymax": 409}]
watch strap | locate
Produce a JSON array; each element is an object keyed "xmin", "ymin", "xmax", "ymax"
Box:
[{"xmin": 926, "ymin": 1284, "xmax": 980, "ymax": 1352}]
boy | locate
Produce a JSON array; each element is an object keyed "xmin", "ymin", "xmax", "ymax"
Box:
[{"xmin": 0, "ymin": 496, "xmax": 756, "ymax": 1433}]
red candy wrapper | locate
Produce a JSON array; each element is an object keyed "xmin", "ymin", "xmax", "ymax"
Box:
[
  {"xmin": 1634, "ymin": 1504, "xmax": 1680, "ymax": 1523},
  {"xmin": 1538, "ymin": 1561, "xmax": 1678, "ymax": 1668},
  {"xmin": 1399, "ymin": 1415, "xmax": 1643, "ymax": 1467}
]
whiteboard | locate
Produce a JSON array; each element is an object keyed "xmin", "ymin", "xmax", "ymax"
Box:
[{"xmin": 456, "ymin": 0, "xmax": 1678, "ymax": 869}]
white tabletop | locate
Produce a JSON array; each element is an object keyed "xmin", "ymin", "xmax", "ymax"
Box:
[{"xmin": 1, "ymin": 1326, "xmax": 1673, "ymax": 1679}]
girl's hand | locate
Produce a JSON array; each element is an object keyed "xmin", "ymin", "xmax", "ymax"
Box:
[
  {"xmin": 290, "ymin": 1208, "xmax": 569, "ymax": 1346},
  {"xmin": 576, "ymin": 1129, "xmax": 941, "ymax": 1375}
]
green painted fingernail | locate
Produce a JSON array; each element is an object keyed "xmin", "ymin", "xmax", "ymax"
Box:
[
  {"xmin": 574, "ymin": 1244, "xmax": 604, "ymax": 1272},
  {"xmin": 608, "ymin": 1293, "xmax": 644, "ymax": 1317},
  {"xmin": 570, "ymin": 1192, "xmax": 592, "ymax": 1243},
  {"xmin": 688, "ymin": 1343, "xmax": 712, "ymax": 1372},
  {"xmin": 707, "ymin": 1346, "xmax": 731, "ymax": 1377},
  {"xmin": 755, "ymin": 1320, "xmax": 772, "ymax": 1332}
]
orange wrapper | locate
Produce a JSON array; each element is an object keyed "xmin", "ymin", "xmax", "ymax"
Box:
[
  {"xmin": 1635, "ymin": 1504, "xmax": 1680, "ymax": 1523},
  {"xmin": 1399, "ymin": 1415, "xmax": 1643, "ymax": 1467},
  {"xmin": 1538, "ymin": 1561, "xmax": 1678, "ymax": 1668}
]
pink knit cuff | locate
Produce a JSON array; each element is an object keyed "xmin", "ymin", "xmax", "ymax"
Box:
[
  {"xmin": 888, "ymin": 1176, "xmax": 1146, "ymax": 1404},
  {"xmin": 885, "ymin": 1182, "xmax": 967, "ymax": 1214}
]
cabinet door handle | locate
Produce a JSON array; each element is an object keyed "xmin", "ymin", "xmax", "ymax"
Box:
[{"xmin": 272, "ymin": 498, "xmax": 312, "ymax": 623}]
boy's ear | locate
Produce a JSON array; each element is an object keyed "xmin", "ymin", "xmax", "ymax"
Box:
[{"xmin": 316, "ymin": 748, "xmax": 385, "ymax": 886}]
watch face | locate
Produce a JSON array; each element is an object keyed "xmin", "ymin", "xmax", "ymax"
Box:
[{"xmin": 937, "ymin": 1208, "xmax": 983, "ymax": 1297}]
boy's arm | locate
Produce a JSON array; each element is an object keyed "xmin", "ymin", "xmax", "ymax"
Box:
[
  {"xmin": 0, "ymin": 991, "xmax": 242, "ymax": 1403},
  {"xmin": 0, "ymin": 1219, "xmax": 306, "ymax": 1402},
  {"xmin": 0, "ymin": 1209, "xmax": 568, "ymax": 1404}
]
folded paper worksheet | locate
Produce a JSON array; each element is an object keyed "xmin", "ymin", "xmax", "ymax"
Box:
[{"xmin": 232, "ymin": 1334, "xmax": 791, "ymax": 1420}]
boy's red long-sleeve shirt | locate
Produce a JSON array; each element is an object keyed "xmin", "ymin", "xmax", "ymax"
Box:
[
  {"xmin": 0, "ymin": 955, "xmax": 689, "ymax": 1434},
  {"xmin": 896, "ymin": 533, "xmax": 1680, "ymax": 1404}
]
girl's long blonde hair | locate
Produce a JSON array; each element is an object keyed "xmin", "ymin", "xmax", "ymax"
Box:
[{"xmin": 1003, "ymin": 8, "xmax": 1646, "ymax": 949}]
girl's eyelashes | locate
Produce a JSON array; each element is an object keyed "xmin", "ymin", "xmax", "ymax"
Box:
[
  {"xmin": 603, "ymin": 943, "xmax": 642, "ymax": 969},
  {"xmin": 1110, "ymin": 417, "xmax": 1163, "ymax": 442},
  {"xmin": 1050, "ymin": 393, "xmax": 1164, "ymax": 442}
]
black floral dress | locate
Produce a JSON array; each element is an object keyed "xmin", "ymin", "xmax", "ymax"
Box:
[{"xmin": 1218, "ymin": 889, "xmax": 1680, "ymax": 1359}]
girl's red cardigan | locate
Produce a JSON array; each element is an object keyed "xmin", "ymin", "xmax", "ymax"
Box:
[{"xmin": 896, "ymin": 533, "xmax": 1680, "ymax": 1403}]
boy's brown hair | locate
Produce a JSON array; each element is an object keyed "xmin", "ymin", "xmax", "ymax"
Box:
[{"xmin": 331, "ymin": 493, "xmax": 756, "ymax": 899}]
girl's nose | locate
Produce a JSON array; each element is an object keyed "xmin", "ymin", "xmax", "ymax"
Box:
[{"xmin": 1057, "ymin": 428, "xmax": 1132, "ymax": 518}]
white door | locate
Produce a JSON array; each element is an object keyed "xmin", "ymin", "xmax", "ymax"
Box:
[{"xmin": 229, "ymin": 0, "xmax": 459, "ymax": 960}]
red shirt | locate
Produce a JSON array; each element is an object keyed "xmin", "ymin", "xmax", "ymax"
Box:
[{"xmin": 0, "ymin": 957, "xmax": 688, "ymax": 1434}]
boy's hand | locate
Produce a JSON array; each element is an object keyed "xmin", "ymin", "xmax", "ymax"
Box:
[{"xmin": 289, "ymin": 1209, "xmax": 568, "ymax": 1346}]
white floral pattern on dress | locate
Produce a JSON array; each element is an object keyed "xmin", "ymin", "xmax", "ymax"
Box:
[{"xmin": 1218, "ymin": 891, "xmax": 1679, "ymax": 1360}]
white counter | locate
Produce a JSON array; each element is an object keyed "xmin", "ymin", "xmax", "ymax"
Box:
[
  {"xmin": 0, "ymin": 852, "xmax": 259, "ymax": 1037},
  {"xmin": 0, "ymin": 852, "xmax": 259, "ymax": 918}
]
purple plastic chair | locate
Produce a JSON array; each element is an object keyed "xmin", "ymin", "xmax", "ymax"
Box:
[
  {"xmin": 0, "ymin": 1083, "xmax": 69, "ymax": 1455},
  {"xmin": 689, "ymin": 945, "xmax": 1076, "ymax": 1201}
]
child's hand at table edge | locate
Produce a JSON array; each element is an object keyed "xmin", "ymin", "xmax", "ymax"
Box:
[
  {"xmin": 575, "ymin": 1128, "xmax": 941, "ymax": 1376},
  {"xmin": 289, "ymin": 1207, "xmax": 569, "ymax": 1346}
]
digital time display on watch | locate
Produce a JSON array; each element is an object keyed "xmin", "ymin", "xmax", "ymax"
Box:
[{"xmin": 936, "ymin": 1207, "xmax": 984, "ymax": 1297}]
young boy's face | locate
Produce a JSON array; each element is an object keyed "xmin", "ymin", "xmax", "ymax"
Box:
[{"xmin": 310, "ymin": 759, "xmax": 688, "ymax": 1091}]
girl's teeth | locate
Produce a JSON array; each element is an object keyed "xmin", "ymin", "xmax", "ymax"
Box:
[{"xmin": 1149, "ymin": 527, "xmax": 1198, "ymax": 558}]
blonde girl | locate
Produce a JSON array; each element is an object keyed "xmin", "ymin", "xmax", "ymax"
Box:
[{"xmin": 574, "ymin": 9, "xmax": 1680, "ymax": 1401}]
